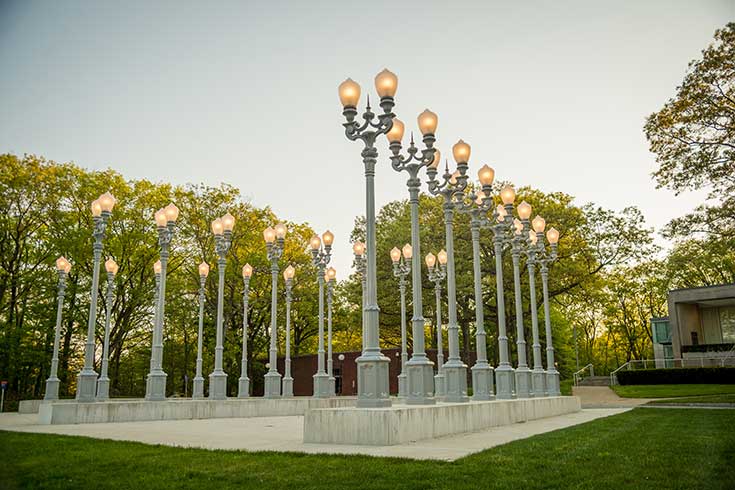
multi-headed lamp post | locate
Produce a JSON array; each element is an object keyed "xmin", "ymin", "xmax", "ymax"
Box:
[
  {"xmin": 193, "ymin": 261, "xmax": 209, "ymax": 399},
  {"xmin": 425, "ymin": 251, "xmax": 447, "ymax": 398},
  {"xmin": 508, "ymin": 210, "xmax": 532, "ymax": 399},
  {"xmin": 390, "ymin": 245, "xmax": 411, "ymax": 399},
  {"xmin": 96, "ymin": 257, "xmax": 118, "ymax": 400},
  {"xmin": 326, "ymin": 266, "xmax": 337, "ymax": 395},
  {"xmin": 77, "ymin": 191, "xmax": 116, "ymax": 402},
  {"xmin": 310, "ymin": 230, "xmax": 334, "ymax": 398},
  {"xmin": 209, "ymin": 212, "xmax": 235, "ymax": 400},
  {"xmin": 388, "ymin": 110, "xmax": 438, "ymax": 404},
  {"xmin": 339, "ymin": 69, "xmax": 397, "ymax": 408},
  {"xmin": 264, "ymin": 223, "xmax": 287, "ymax": 398},
  {"xmin": 146, "ymin": 203, "xmax": 179, "ymax": 401},
  {"xmin": 44, "ymin": 256, "xmax": 72, "ymax": 400},
  {"xmin": 426, "ymin": 140, "xmax": 471, "ymax": 403},
  {"xmin": 238, "ymin": 263, "xmax": 253, "ymax": 398},
  {"xmin": 352, "ymin": 241, "xmax": 367, "ymax": 351},
  {"xmin": 283, "ymin": 264, "xmax": 295, "ymax": 397}
]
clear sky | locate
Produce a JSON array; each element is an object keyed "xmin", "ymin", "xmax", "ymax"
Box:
[{"xmin": 1, "ymin": 0, "xmax": 733, "ymax": 276}]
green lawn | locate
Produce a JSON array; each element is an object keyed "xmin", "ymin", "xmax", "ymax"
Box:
[
  {"xmin": 2, "ymin": 408, "xmax": 734, "ymax": 489},
  {"xmin": 612, "ymin": 384, "xmax": 735, "ymax": 398},
  {"xmin": 648, "ymin": 393, "xmax": 735, "ymax": 404}
]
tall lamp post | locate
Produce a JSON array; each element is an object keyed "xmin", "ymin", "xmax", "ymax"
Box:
[
  {"xmin": 509, "ymin": 213, "xmax": 532, "ymax": 399},
  {"xmin": 310, "ymin": 230, "xmax": 333, "ymax": 398},
  {"xmin": 523, "ymin": 225, "xmax": 546, "ymax": 396},
  {"xmin": 77, "ymin": 191, "xmax": 116, "ymax": 402},
  {"xmin": 388, "ymin": 111, "xmax": 438, "ymax": 404},
  {"xmin": 96, "ymin": 258, "xmax": 118, "ymax": 400},
  {"xmin": 263, "ymin": 223, "xmax": 287, "ymax": 398},
  {"xmin": 283, "ymin": 264, "xmax": 295, "ymax": 397},
  {"xmin": 238, "ymin": 263, "xmax": 253, "ymax": 398},
  {"xmin": 146, "ymin": 203, "xmax": 179, "ymax": 401},
  {"xmin": 338, "ymin": 70, "xmax": 397, "ymax": 408},
  {"xmin": 390, "ymin": 245, "xmax": 411, "ymax": 399},
  {"xmin": 326, "ymin": 266, "xmax": 337, "ymax": 395},
  {"xmin": 425, "ymin": 251, "xmax": 447, "ymax": 398},
  {"xmin": 193, "ymin": 261, "xmax": 209, "ymax": 399},
  {"xmin": 45, "ymin": 257, "xmax": 72, "ymax": 400},
  {"xmin": 352, "ymin": 241, "xmax": 367, "ymax": 351},
  {"xmin": 534, "ymin": 218, "xmax": 561, "ymax": 396},
  {"xmin": 426, "ymin": 141, "xmax": 471, "ymax": 403},
  {"xmin": 209, "ymin": 213, "xmax": 235, "ymax": 400}
]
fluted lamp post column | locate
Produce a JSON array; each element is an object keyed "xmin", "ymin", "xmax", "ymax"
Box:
[
  {"xmin": 426, "ymin": 140, "xmax": 471, "ymax": 403},
  {"xmin": 534, "ymin": 218, "xmax": 561, "ymax": 396},
  {"xmin": 96, "ymin": 258, "xmax": 118, "ymax": 400},
  {"xmin": 310, "ymin": 230, "xmax": 334, "ymax": 398},
  {"xmin": 390, "ymin": 245, "xmax": 411, "ymax": 399},
  {"xmin": 352, "ymin": 241, "xmax": 367, "ymax": 351},
  {"xmin": 425, "ymin": 251, "xmax": 447, "ymax": 398},
  {"xmin": 339, "ymin": 70, "xmax": 397, "ymax": 408},
  {"xmin": 193, "ymin": 261, "xmax": 209, "ymax": 399},
  {"xmin": 146, "ymin": 203, "xmax": 179, "ymax": 401},
  {"xmin": 209, "ymin": 213, "xmax": 235, "ymax": 400},
  {"xmin": 326, "ymin": 266, "xmax": 337, "ymax": 395},
  {"xmin": 77, "ymin": 192, "xmax": 115, "ymax": 402},
  {"xmin": 263, "ymin": 223, "xmax": 287, "ymax": 398},
  {"xmin": 282, "ymin": 264, "xmax": 295, "ymax": 397},
  {"xmin": 45, "ymin": 257, "xmax": 72, "ymax": 400},
  {"xmin": 237, "ymin": 263, "xmax": 253, "ymax": 398},
  {"xmin": 508, "ymin": 214, "xmax": 532, "ymax": 399}
]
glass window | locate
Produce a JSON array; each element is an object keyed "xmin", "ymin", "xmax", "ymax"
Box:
[{"xmin": 720, "ymin": 306, "xmax": 735, "ymax": 343}]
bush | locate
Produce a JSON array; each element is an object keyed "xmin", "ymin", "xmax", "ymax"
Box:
[{"xmin": 617, "ymin": 367, "xmax": 735, "ymax": 385}]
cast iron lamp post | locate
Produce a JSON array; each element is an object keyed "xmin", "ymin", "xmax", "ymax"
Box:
[
  {"xmin": 388, "ymin": 111, "xmax": 439, "ymax": 404},
  {"xmin": 264, "ymin": 223, "xmax": 287, "ymax": 398},
  {"xmin": 425, "ymin": 251, "xmax": 448, "ymax": 398},
  {"xmin": 310, "ymin": 230, "xmax": 334, "ymax": 398},
  {"xmin": 44, "ymin": 256, "xmax": 72, "ymax": 400},
  {"xmin": 193, "ymin": 261, "xmax": 209, "ymax": 399},
  {"xmin": 352, "ymin": 241, "xmax": 367, "ymax": 351},
  {"xmin": 339, "ymin": 69, "xmax": 397, "ymax": 408},
  {"xmin": 508, "ymin": 213, "xmax": 532, "ymax": 399},
  {"xmin": 390, "ymin": 245, "xmax": 411, "ymax": 398},
  {"xmin": 77, "ymin": 192, "xmax": 116, "ymax": 402},
  {"xmin": 208, "ymin": 212, "xmax": 235, "ymax": 400},
  {"xmin": 282, "ymin": 264, "xmax": 295, "ymax": 397},
  {"xmin": 426, "ymin": 141, "xmax": 471, "ymax": 403},
  {"xmin": 326, "ymin": 266, "xmax": 337, "ymax": 395},
  {"xmin": 146, "ymin": 203, "xmax": 179, "ymax": 401},
  {"xmin": 96, "ymin": 257, "xmax": 118, "ymax": 400},
  {"xmin": 237, "ymin": 263, "xmax": 253, "ymax": 398}
]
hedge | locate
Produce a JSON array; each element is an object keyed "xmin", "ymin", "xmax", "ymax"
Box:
[
  {"xmin": 681, "ymin": 343, "xmax": 735, "ymax": 353},
  {"xmin": 616, "ymin": 367, "xmax": 735, "ymax": 385}
]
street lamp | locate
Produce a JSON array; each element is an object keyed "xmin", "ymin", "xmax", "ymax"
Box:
[
  {"xmin": 388, "ymin": 109, "xmax": 438, "ymax": 405},
  {"xmin": 77, "ymin": 191, "xmax": 115, "ymax": 402},
  {"xmin": 263, "ymin": 223, "xmax": 287, "ymax": 398},
  {"xmin": 146, "ymin": 202, "xmax": 179, "ymax": 401},
  {"xmin": 209, "ymin": 212, "xmax": 235, "ymax": 400},
  {"xmin": 390, "ymin": 245, "xmax": 411, "ymax": 399},
  {"xmin": 508, "ymin": 212, "xmax": 532, "ymax": 399},
  {"xmin": 425, "ymin": 251, "xmax": 448, "ymax": 398},
  {"xmin": 535, "ymin": 219, "xmax": 561, "ymax": 396},
  {"xmin": 44, "ymin": 257, "xmax": 72, "ymax": 400},
  {"xmin": 310, "ymin": 230, "xmax": 333, "ymax": 398},
  {"xmin": 338, "ymin": 353, "xmax": 346, "ymax": 395},
  {"xmin": 426, "ymin": 142, "xmax": 471, "ymax": 403},
  {"xmin": 283, "ymin": 264, "xmax": 295, "ymax": 397},
  {"xmin": 326, "ymin": 266, "xmax": 337, "ymax": 395},
  {"xmin": 352, "ymin": 241, "xmax": 367, "ymax": 351},
  {"xmin": 96, "ymin": 257, "xmax": 118, "ymax": 400},
  {"xmin": 339, "ymin": 69, "xmax": 396, "ymax": 408},
  {"xmin": 193, "ymin": 261, "xmax": 209, "ymax": 399},
  {"xmin": 237, "ymin": 263, "xmax": 253, "ymax": 398}
]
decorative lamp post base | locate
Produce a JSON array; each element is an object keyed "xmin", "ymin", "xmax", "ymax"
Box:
[
  {"xmin": 264, "ymin": 372, "xmax": 282, "ymax": 398},
  {"xmin": 442, "ymin": 362, "xmax": 469, "ymax": 403},
  {"xmin": 313, "ymin": 372, "xmax": 331, "ymax": 398},
  {"xmin": 208, "ymin": 371, "xmax": 227, "ymax": 400},
  {"xmin": 44, "ymin": 378, "xmax": 60, "ymax": 401},
  {"xmin": 237, "ymin": 377, "xmax": 250, "ymax": 398},
  {"xmin": 495, "ymin": 365, "xmax": 515, "ymax": 400},
  {"xmin": 397, "ymin": 373, "xmax": 408, "ymax": 398},
  {"xmin": 405, "ymin": 360, "xmax": 436, "ymax": 405},
  {"xmin": 76, "ymin": 370, "xmax": 99, "ymax": 403},
  {"xmin": 192, "ymin": 376, "xmax": 205, "ymax": 399},
  {"xmin": 282, "ymin": 376, "xmax": 294, "ymax": 398},
  {"xmin": 145, "ymin": 371, "xmax": 168, "ymax": 401},
  {"xmin": 531, "ymin": 369, "xmax": 546, "ymax": 397},
  {"xmin": 96, "ymin": 376, "xmax": 110, "ymax": 401},
  {"xmin": 434, "ymin": 373, "xmax": 446, "ymax": 398},
  {"xmin": 514, "ymin": 367, "xmax": 532, "ymax": 399},
  {"xmin": 355, "ymin": 355, "xmax": 392, "ymax": 408},
  {"xmin": 470, "ymin": 363, "xmax": 495, "ymax": 401},
  {"xmin": 328, "ymin": 376, "xmax": 336, "ymax": 396},
  {"xmin": 546, "ymin": 370, "xmax": 561, "ymax": 396}
]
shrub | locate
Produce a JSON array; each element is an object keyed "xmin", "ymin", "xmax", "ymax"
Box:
[{"xmin": 616, "ymin": 367, "xmax": 735, "ymax": 385}]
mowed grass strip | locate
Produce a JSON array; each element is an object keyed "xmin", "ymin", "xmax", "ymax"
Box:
[
  {"xmin": 612, "ymin": 383, "xmax": 735, "ymax": 398},
  {"xmin": 2, "ymin": 408, "xmax": 734, "ymax": 490}
]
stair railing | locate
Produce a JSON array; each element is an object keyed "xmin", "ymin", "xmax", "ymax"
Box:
[{"xmin": 573, "ymin": 363, "xmax": 594, "ymax": 386}]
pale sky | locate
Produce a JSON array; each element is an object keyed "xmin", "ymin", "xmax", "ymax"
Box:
[{"xmin": 1, "ymin": 0, "xmax": 733, "ymax": 276}]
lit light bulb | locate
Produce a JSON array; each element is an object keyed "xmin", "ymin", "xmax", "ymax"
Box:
[
  {"xmin": 274, "ymin": 222, "xmax": 287, "ymax": 239},
  {"xmin": 425, "ymin": 253, "xmax": 436, "ymax": 268},
  {"xmin": 322, "ymin": 230, "xmax": 334, "ymax": 246},
  {"xmin": 91, "ymin": 199, "xmax": 102, "ymax": 217},
  {"xmin": 211, "ymin": 218, "xmax": 224, "ymax": 235},
  {"xmin": 517, "ymin": 201, "xmax": 532, "ymax": 220},
  {"xmin": 199, "ymin": 261, "xmax": 210, "ymax": 277},
  {"xmin": 283, "ymin": 264, "xmax": 296, "ymax": 280},
  {"xmin": 428, "ymin": 148, "xmax": 441, "ymax": 169},
  {"xmin": 386, "ymin": 118, "xmax": 405, "ymax": 143},
  {"xmin": 154, "ymin": 260, "xmax": 162, "ymax": 274},
  {"xmin": 402, "ymin": 243, "xmax": 412, "ymax": 259},
  {"xmin": 374, "ymin": 68, "xmax": 398, "ymax": 98},
  {"xmin": 242, "ymin": 263, "xmax": 253, "ymax": 278},
  {"xmin": 532, "ymin": 215, "xmax": 546, "ymax": 233},
  {"xmin": 155, "ymin": 209, "xmax": 168, "ymax": 227},
  {"xmin": 99, "ymin": 192, "xmax": 116, "ymax": 212},
  {"xmin": 417, "ymin": 109, "xmax": 438, "ymax": 135},
  {"xmin": 263, "ymin": 226, "xmax": 276, "ymax": 243},
  {"xmin": 477, "ymin": 165, "xmax": 495, "ymax": 186},
  {"xmin": 221, "ymin": 213, "xmax": 235, "ymax": 232},
  {"xmin": 500, "ymin": 185, "xmax": 516, "ymax": 205},
  {"xmin": 105, "ymin": 258, "xmax": 118, "ymax": 275},
  {"xmin": 546, "ymin": 227, "xmax": 559, "ymax": 244},
  {"xmin": 353, "ymin": 241, "xmax": 365, "ymax": 256},
  {"xmin": 338, "ymin": 78, "xmax": 361, "ymax": 107},
  {"xmin": 452, "ymin": 139, "xmax": 471, "ymax": 163},
  {"xmin": 437, "ymin": 249, "xmax": 448, "ymax": 265},
  {"xmin": 310, "ymin": 235, "xmax": 321, "ymax": 250},
  {"xmin": 164, "ymin": 203, "xmax": 179, "ymax": 223},
  {"xmin": 390, "ymin": 246, "xmax": 401, "ymax": 263}
]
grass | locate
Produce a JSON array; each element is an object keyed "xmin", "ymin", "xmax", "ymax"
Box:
[
  {"xmin": 612, "ymin": 384, "xmax": 735, "ymax": 399},
  {"xmin": 2, "ymin": 408, "xmax": 735, "ymax": 489},
  {"xmin": 560, "ymin": 378, "xmax": 573, "ymax": 395},
  {"xmin": 648, "ymin": 394, "xmax": 735, "ymax": 405}
]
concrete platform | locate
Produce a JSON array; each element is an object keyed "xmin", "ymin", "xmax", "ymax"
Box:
[
  {"xmin": 38, "ymin": 396, "xmax": 356, "ymax": 425},
  {"xmin": 304, "ymin": 396, "xmax": 580, "ymax": 445}
]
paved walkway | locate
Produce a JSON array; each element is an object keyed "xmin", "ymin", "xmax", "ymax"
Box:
[
  {"xmin": 572, "ymin": 386, "xmax": 655, "ymax": 408},
  {"xmin": 0, "ymin": 408, "xmax": 628, "ymax": 461}
]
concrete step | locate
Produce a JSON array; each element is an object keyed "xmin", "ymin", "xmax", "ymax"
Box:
[{"xmin": 578, "ymin": 376, "xmax": 611, "ymax": 386}]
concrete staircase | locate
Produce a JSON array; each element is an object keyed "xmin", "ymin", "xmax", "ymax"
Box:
[{"xmin": 577, "ymin": 376, "xmax": 611, "ymax": 387}]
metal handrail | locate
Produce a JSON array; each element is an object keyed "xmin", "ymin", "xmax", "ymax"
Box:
[
  {"xmin": 609, "ymin": 355, "xmax": 735, "ymax": 385},
  {"xmin": 573, "ymin": 363, "xmax": 594, "ymax": 386}
]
